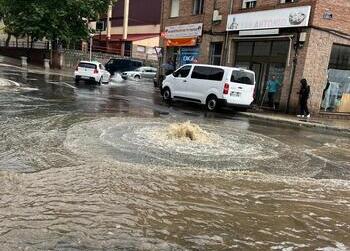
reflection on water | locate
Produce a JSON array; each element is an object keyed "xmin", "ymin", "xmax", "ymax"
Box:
[{"xmin": 0, "ymin": 72, "xmax": 349, "ymax": 250}]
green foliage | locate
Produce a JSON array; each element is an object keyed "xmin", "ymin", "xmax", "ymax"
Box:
[{"xmin": 0, "ymin": 0, "xmax": 114, "ymax": 43}]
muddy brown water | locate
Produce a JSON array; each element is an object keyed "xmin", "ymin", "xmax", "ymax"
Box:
[{"xmin": 0, "ymin": 72, "xmax": 349, "ymax": 250}]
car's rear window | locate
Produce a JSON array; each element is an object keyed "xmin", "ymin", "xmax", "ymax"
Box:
[
  {"xmin": 191, "ymin": 66, "xmax": 224, "ymax": 81},
  {"xmin": 78, "ymin": 63, "xmax": 97, "ymax": 69},
  {"xmin": 112, "ymin": 59, "xmax": 142, "ymax": 67},
  {"xmin": 231, "ymin": 70, "xmax": 254, "ymax": 85},
  {"xmin": 132, "ymin": 61, "xmax": 142, "ymax": 67}
]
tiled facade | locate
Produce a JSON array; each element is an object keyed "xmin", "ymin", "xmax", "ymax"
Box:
[{"xmin": 160, "ymin": 0, "xmax": 350, "ymax": 115}]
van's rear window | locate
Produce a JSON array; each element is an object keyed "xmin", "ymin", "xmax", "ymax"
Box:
[
  {"xmin": 231, "ymin": 70, "xmax": 254, "ymax": 85},
  {"xmin": 78, "ymin": 63, "xmax": 96, "ymax": 69},
  {"xmin": 191, "ymin": 66, "xmax": 224, "ymax": 81}
]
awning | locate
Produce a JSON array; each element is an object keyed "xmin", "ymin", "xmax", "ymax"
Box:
[
  {"xmin": 94, "ymin": 33, "xmax": 159, "ymax": 42},
  {"xmin": 166, "ymin": 38, "xmax": 197, "ymax": 47}
]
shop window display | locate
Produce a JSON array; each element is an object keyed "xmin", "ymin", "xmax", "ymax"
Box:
[{"xmin": 321, "ymin": 44, "xmax": 350, "ymax": 113}]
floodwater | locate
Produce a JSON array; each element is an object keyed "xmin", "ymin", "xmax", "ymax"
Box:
[{"xmin": 0, "ymin": 64, "xmax": 349, "ymax": 250}]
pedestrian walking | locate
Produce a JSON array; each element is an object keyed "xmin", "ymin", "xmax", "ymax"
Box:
[
  {"xmin": 297, "ymin": 78, "xmax": 311, "ymax": 118},
  {"xmin": 265, "ymin": 75, "xmax": 281, "ymax": 109}
]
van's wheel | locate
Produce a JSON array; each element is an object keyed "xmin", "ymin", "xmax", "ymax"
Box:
[
  {"xmin": 162, "ymin": 87, "xmax": 172, "ymax": 103},
  {"xmin": 206, "ymin": 95, "xmax": 218, "ymax": 111},
  {"xmin": 134, "ymin": 75, "xmax": 141, "ymax": 80}
]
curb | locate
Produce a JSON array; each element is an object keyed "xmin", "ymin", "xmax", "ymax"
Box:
[{"xmin": 238, "ymin": 112, "xmax": 350, "ymax": 134}]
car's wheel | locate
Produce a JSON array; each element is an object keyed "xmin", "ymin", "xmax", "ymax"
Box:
[
  {"xmin": 75, "ymin": 78, "xmax": 80, "ymax": 85},
  {"xmin": 206, "ymin": 95, "xmax": 218, "ymax": 111},
  {"xmin": 162, "ymin": 87, "xmax": 172, "ymax": 103},
  {"xmin": 134, "ymin": 75, "xmax": 141, "ymax": 80}
]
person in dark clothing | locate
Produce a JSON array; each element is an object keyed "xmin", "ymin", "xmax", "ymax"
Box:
[
  {"xmin": 162, "ymin": 58, "xmax": 175, "ymax": 76},
  {"xmin": 297, "ymin": 79, "xmax": 311, "ymax": 118}
]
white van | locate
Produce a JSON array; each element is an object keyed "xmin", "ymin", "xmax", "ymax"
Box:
[{"xmin": 161, "ymin": 64, "xmax": 256, "ymax": 111}]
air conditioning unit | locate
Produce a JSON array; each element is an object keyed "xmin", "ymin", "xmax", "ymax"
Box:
[{"xmin": 213, "ymin": 10, "xmax": 222, "ymax": 22}]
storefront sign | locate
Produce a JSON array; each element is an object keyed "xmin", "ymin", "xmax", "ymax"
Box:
[
  {"xmin": 239, "ymin": 29, "xmax": 280, "ymax": 36},
  {"xmin": 166, "ymin": 38, "xmax": 197, "ymax": 47},
  {"xmin": 227, "ymin": 6, "xmax": 311, "ymax": 31},
  {"xmin": 180, "ymin": 47, "xmax": 199, "ymax": 65},
  {"xmin": 164, "ymin": 23, "xmax": 203, "ymax": 39}
]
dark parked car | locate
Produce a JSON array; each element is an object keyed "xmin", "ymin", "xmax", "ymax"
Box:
[{"xmin": 105, "ymin": 58, "xmax": 143, "ymax": 75}]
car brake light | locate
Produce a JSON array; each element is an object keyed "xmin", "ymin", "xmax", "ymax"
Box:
[
  {"xmin": 223, "ymin": 83, "xmax": 230, "ymax": 95},
  {"xmin": 75, "ymin": 65, "xmax": 79, "ymax": 71},
  {"xmin": 94, "ymin": 69, "xmax": 99, "ymax": 74}
]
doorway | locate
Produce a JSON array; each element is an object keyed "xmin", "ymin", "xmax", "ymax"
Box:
[
  {"xmin": 251, "ymin": 63, "xmax": 268, "ymax": 104},
  {"xmin": 234, "ymin": 40, "xmax": 290, "ymax": 106}
]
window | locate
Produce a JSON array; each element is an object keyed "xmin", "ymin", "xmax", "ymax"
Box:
[
  {"xmin": 78, "ymin": 63, "xmax": 97, "ymax": 69},
  {"xmin": 253, "ymin": 41, "xmax": 271, "ymax": 57},
  {"xmin": 193, "ymin": 0, "xmax": 204, "ymax": 15},
  {"xmin": 271, "ymin": 41, "xmax": 289, "ymax": 57},
  {"xmin": 209, "ymin": 42, "xmax": 223, "ymax": 66},
  {"xmin": 170, "ymin": 0, "xmax": 180, "ymax": 17},
  {"xmin": 191, "ymin": 66, "xmax": 224, "ymax": 81},
  {"xmin": 236, "ymin": 42, "xmax": 253, "ymax": 57},
  {"xmin": 132, "ymin": 61, "xmax": 142, "ymax": 67},
  {"xmin": 231, "ymin": 70, "xmax": 254, "ymax": 85},
  {"xmin": 321, "ymin": 44, "xmax": 350, "ymax": 113},
  {"xmin": 173, "ymin": 65, "xmax": 192, "ymax": 78},
  {"xmin": 242, "ymin": 0, "xmax": 256, "ymax": 9},
  {"xmin": 280, "ymin": 0, "xmax": 298, "ymax": 3}
]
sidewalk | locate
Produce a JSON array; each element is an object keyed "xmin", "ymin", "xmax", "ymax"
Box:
[
  {"xmin": 0, "ymin": 55, "xmax": 74, "ymax": 78},
  {"xmin": 238, "ymin": 111, "xmax": 350, "ymax": 133}
]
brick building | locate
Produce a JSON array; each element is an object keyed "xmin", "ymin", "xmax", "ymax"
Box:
[{"xmin": 160, "ymin": 0, "xmax": 350, "ymax": 115}]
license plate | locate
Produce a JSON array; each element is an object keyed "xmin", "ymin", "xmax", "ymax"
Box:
[
  {"xmin": 81, "ymin": 76, "xmax": 90, "ymax": 80},
  {"xmin": 231, "ymin": 92, "xmax": 241, "ymax": 97}
]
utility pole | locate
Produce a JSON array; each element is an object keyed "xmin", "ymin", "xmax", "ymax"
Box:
[
  {"xmin": 106, "ymin": 3, "xmax": 113, "ymax": 40},
  {"xmin": 222, "ymin": 0, "xmax": 234, "ymax": 66},
  {"xmin": 89, "ymin": 34, "xmax": 93, "ymax": 61},
  {"xmin": 121, "ymin": 0, "xmax": 129, "ymax": 57}
]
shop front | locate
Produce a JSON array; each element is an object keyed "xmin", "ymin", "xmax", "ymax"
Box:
[
  {"xmin": 234, "ymin": 39, "xmax": 291, "ymax": 106},
  {"xmin": 321, "ymin": 44, "xmax": 350, "ymax": 113},
  {"xmin": 227, "ymin": 6, "xmax": 311, "ymax": 106},
  {"xmin": 163, "ymin": 23, "xmax": 203, "ymax": 68}
]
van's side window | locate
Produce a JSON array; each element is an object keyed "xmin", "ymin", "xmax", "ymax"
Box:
[
  {"xmin": 231, "ymin": 70, "xmax": 254, "ymax": 85},
  {"xmin": 173, "ymin": 65, "xmax": 192, "ymax": 78},
  {"xmin": 191, "ymin": 66, "xmax": 224, "ymax": 81}
]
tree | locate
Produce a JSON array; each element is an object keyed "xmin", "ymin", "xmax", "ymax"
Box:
[{"xmin": 0, "ymin": 0, "xmax": 114, "ymax": 46}]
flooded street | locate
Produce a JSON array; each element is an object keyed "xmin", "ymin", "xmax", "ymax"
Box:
[{"xmin": 0, "ymin": 64, "xmax": 349, "ymax": 250}]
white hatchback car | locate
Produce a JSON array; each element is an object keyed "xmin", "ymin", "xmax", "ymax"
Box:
[
  {"xmin": 161, "ymin": 64, "xmax": 256, "ymax": 111},
  {"xmin": 121, "ymin": 67, "xmax": 157, "ymax": 80},
  {"xmin": 74, "ymin": 61, "xmax": 111, "ymax": 85}
]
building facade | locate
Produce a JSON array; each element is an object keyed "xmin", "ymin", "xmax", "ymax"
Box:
[
  {"xmin": 160, "ymin": 0, "xmax": 350, "ymax": 115},
  {"xmin": 94, "ymin": 0, "xmax": 162, "ymax": 60}
]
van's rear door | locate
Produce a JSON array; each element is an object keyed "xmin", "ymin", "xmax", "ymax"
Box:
[{"xmin": 228, "ymin": 69, "xmax": 255, "ymax": 106}]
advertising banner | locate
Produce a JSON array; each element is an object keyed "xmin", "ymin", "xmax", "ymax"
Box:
[
  {"xmin": 164, "ymin": 23, "xmax": 203, "ymax": 39},
  {"xmin": 227, "ymin": 6, "xmax": 311, "ymax": 31},
  {"xmin": 180, "ymin": 47, "xmax": 200, "ymax": 65}
]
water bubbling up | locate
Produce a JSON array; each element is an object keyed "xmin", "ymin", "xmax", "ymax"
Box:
[
  {"xmin": 167, "ymin": 121, "xmax": 211, "ymax": 143},
  {"xmin": 64, "ymin": 117, "xmax": 319, "ymax": 177}
]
